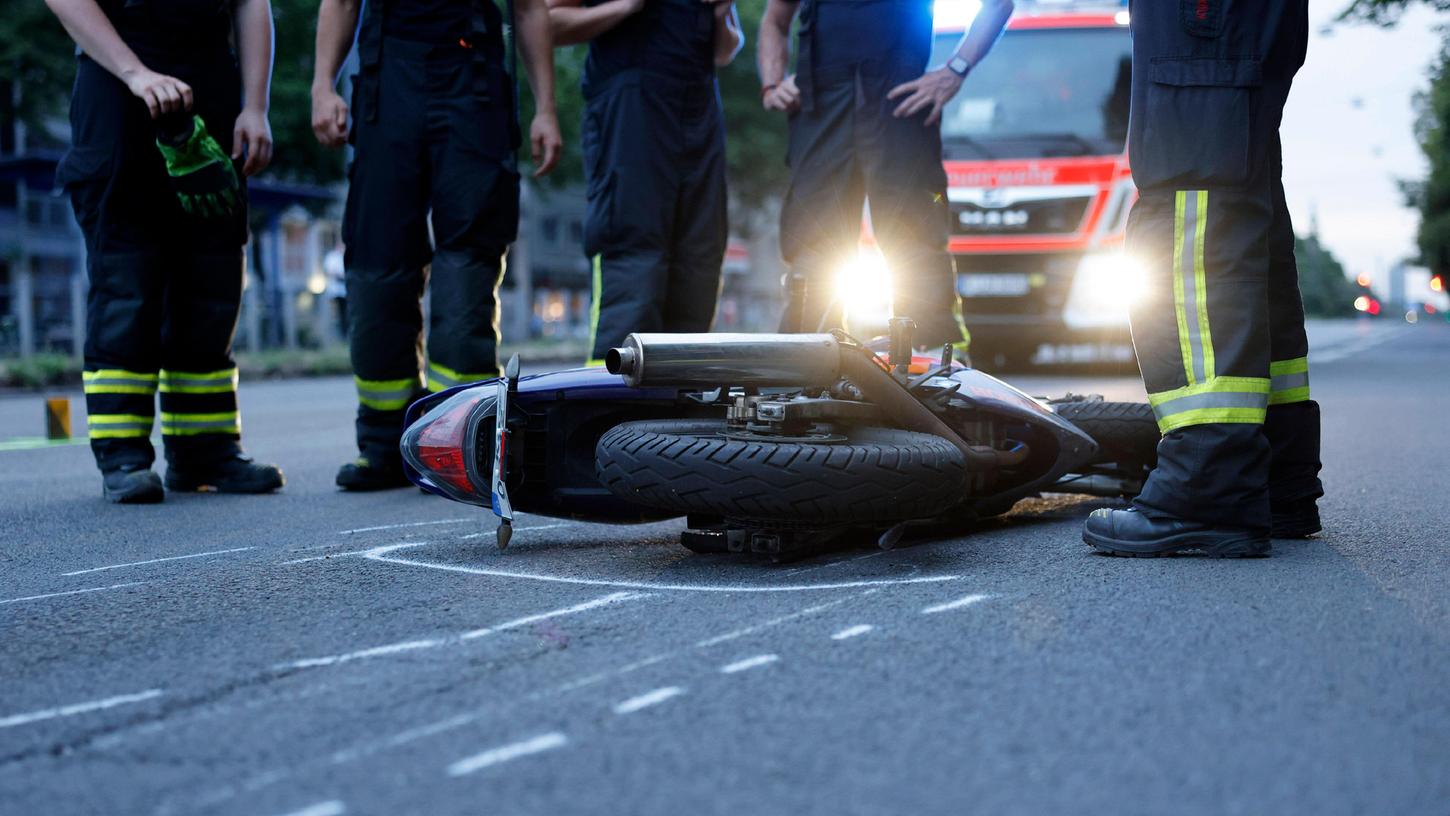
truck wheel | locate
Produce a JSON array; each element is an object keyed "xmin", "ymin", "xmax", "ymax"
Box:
[
  {"xmin": 1054, "ymin": 400, "xmax": 1160, "ymax": 468},
  {"xmin": 595, "ymin": 420, "xmax": 968, "ymax": 524}
]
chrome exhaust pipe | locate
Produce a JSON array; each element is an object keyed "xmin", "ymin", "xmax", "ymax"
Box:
[{"xmin": 606, "ymin": 333, "xmax": 844, "ymax": 388}]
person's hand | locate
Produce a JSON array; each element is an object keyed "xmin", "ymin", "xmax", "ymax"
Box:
[
  {"xmin": 125, "ymin": 68, "xmax": 193, "ymax": 119},
  {"xmin": 232, "ymin": 107, "xmax": 273, "ymax": 177},
  {"xmin": 311, "ymin": 86, "xmax": 350, "ymax": 149},
  {"xmin": 887, "ymin": 66, "xmax": 964, "ymax": 126},
  {"xmin": 762, "ymin": 74, "xmax": 800, "ymax": 114},
  {"xmin": 530, "ymin": 110, "xmax": 563, "ymax": 177}
]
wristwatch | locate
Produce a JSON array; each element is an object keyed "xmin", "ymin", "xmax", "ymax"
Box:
[{"xmin": 947, "ymin": 55, "xmax": 972, "ymax": 78}]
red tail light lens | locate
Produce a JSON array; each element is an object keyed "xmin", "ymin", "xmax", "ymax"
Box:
[{"xmin": 401, "ymin": 389, "xmax": 494, "ymax": 506}]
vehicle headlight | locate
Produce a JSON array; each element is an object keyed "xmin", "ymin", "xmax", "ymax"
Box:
[
  {"xmin": 1062, "ymin": 252, "xmax": 1147, "ymax": 329},
  {"xmin": 835, "ymin": 247, "xmax": 894, "ymax": 332}
]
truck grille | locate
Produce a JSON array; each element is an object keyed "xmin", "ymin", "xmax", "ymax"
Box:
[{"xmin": 951, "ymin": 196, "xmax": 1091, "ymax": 236}]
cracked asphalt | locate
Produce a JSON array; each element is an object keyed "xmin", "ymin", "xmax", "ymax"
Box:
[{"xmin": 1, "ymin": 319, "xmax": 1447, "ymax": 816}]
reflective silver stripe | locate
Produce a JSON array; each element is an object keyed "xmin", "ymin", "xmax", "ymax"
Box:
[
  {"xmin": 427, "ymin": 366, "xmax": 460, "ymax": 389},
  {"xmin": 1151, "ymin": 390, "xmax": 1268, "ymax": 422},
  {"xmin": 90, "ymin": 421, "xmax": 153, "ymax": 432},
  {"xmin": 357, "ymin": 385, "xmax": 416, "ymax": 402},
  {"xmin": 162, "ymin": 375, "xmax": 236, "ymax": 389},
  {"xmin": 1179, "ymin": 192, "xmax": 1206, "ymax": 385},
  {"xmin": 1271, "ymin": 371, "xmax": 1309, "ymax": 393},
  {"xmin": 161, "ymin": 419, "xmax": 240, "ymax": 431},
  {"xmin": 83, "ymin": 377, "xmax": 157, "ymax": 390}
]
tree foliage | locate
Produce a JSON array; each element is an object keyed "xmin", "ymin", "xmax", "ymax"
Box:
[
  {"xmin": 0, "ymin": 1, "xmax": 77, "ymax": 145},
  {"xmin": 1293, "ymin": 231, "xmax": 1361, "ymax": 317},
  {"xmin": 1338, "ymin": 0, "xmax": 1450, "ymax": 25},
  {"xmin": 1407, "ymin": 34, "xmax": 1450, "ymax": 277}
]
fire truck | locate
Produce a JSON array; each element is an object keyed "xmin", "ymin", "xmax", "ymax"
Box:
[{"xmin": 934, "ymin": 3, "xmax": 1137, "ymax": 367}]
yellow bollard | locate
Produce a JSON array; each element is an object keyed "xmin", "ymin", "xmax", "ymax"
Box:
[{"xmin": 45, "ymin": 396, "xmax": 71, "ymax": 440}]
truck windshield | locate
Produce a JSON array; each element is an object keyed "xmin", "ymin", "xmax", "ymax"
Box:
[{"xmin": 932, "ymin": 26, "xmax": 1131, "ymax": 160}]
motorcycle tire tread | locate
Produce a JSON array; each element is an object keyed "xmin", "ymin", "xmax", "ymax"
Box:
[
  {"xmin": 596, "ymin": 420, "xmax": 969, "ymax": 524},
  {"xmin": 1054, "ymin": 400, "xmax": 1159, "ymax": 468}
]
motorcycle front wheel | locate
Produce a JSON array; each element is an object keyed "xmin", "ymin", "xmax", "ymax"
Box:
[{"xmin": 595, "ymin": 419, "xmax": 969, "ymax": 524}]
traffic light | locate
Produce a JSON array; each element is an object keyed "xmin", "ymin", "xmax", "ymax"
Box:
[{"xmin": 1432, "ymin": 274, "xmax": 1444, "ymax": 293}]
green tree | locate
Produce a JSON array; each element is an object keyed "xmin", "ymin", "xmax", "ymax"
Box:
[
  {"xmin": 1338, "ymin": 0, "xmax": 1450, "ymax": 25},
  {"xmin": 1293, "ymin": 230, "xmax": 1361, "ymax": 317},
  {"xmin": 0, "ymin": 2, "xmax": 76, "ymax": 144},
  {"xmin": 266, "ymin": 0, "xmax": 345, "ymax": 185}
]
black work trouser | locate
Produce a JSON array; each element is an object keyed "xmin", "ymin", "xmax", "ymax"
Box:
[
  {"xmin": 778, "ymin": 67, "xmax": 967, "ymax": 350},
  {"xmin": 343, "ymin": 37, "xmax": 519, "ymax": 466},
  {"xmin": 583, "ymin": 70, "xmax": 727, "ymax": 362},
  {"xmin": 1125, "ymin": 0, "xmax": 1323, "ymax": 529},
  {"xmin": 60, "ymin": 52, "xmax": 247, "ymax": 473}
]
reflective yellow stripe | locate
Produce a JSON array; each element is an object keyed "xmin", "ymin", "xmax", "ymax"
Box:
[
  {"xmin": 1148, "ymin": 376, "xmax": 1269, "ymax": 433},
  {"xmin": 425, "ymin": 361, "xmax": 496, "ymax": 393},
  {"xmin": 1172, "ymin": 192, "xmax": 1195, "ymax": 385},
  {"xmin": 1268, "ymin": 356, "xmax": 1310, "ymax": 405},
  {"xmin": 586, "ymin": 253, "xmax": 603, "ymax": 366},
  {"xmin": 87, "ymin": 413, "xmax": 154, "ymax": 439},
  {"xmin": 584, "ymin": 359, "xmax": 608, "ymax": 368},
  {"xmin": 159, "ymin": 367, "xmax": 238, "ymax": 394},
  {"xmin": 355, "ymin": 375, "xmax": 420, "ymax": 411},
  {"xmin": 159, "ymin": 411, "xmax": 240, "ymax": 436},
  {"xmin": 83, "ymin": 369, "xmax": 158, "ymax": 395},
  {"xmin": 1193, "ymin": 190, "xmax": 1214, "ymax": 380}
]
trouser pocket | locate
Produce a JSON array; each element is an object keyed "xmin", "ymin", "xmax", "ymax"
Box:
[{"xmin": 1135, "ymin": 57, "xmax": 1262, "ymax": 190}]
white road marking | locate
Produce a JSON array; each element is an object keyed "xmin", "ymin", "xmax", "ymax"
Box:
[
  {"xmin": 549, "ymin": 654, "xmax": 672, "ymax": 695},
  {"xmin": 275, "ymin": 591, "xmax": 647, "ymax": 671},
  {"xmin": 831, "ymin": 624, "xmax": 874, "ymax": 640},
  {"xmin": 922, "ymin": 593, "xmax": 990, "ymax": 614},
  {"xmin": 460, "ymin": 522, "xmax": 570, "ymax": 540},
  {"xmin": 0, "ymin": 689, "xmax": 163, "ymax": 729},
  {"xmin": 1313, "ymin": 326, "xmax": 1413, "ymax": 364},
  {"xmin": 0, "ymin": 581, "xmax": 148, "ymax": 605},
  {"xmin": 778, "ymin": 551, "xmax": 886, "ymax": 577},
  {"xmin": 279, "ymin": 549, "xmax": 378, "ymax": 566},
  {"xmin": 613, "ymin": 686, "xmax": 684, "ymax": 714},
  {"xmin": 447, "ymin": 732, "xmax": 568, "ymax": 776},
  {"xmin": 61, "ymin": 547, "xmax": 254, "ymax": 576},
  {"xmin": 695, "ymin": 593, "xmax": 872, "ymax": 648},
  {"xmin": 366, "ymin": 542, "xmax": 960, "ymax": 593},
  {"xmin": 338, "ymin": 518, "xmax": 472, "ymax": 535},
  {"xmin": 720, "ymin": 654, "xmax": 779, "ymax": 674},
  {"xmin": 274, "ymin": 801, "xmax": 346, "ymax": 816}
]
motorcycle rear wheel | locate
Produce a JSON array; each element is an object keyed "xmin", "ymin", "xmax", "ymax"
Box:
[{"xmin": 595, "ymin": 419, "xmax": 969, "ymax": 524}]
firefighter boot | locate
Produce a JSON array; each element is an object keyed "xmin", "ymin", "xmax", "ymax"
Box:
[
  {"xmin": 1270, "ymin": 498, "xmax": 1321, "ymax": 539},
  {"xmin": 335, "ymin": 457, "xmax": 411, "ymax": 492},
  {"xmin": 102, "ymin": 465, "xmax": 165, "ymax": 504},
  {"xmin": 1083, "ymin": 507, "xmax": 1270, "ymax": 558},
  {"xmin": 166, "ymin": 454, "xmax": 284, "ymax": 494}
]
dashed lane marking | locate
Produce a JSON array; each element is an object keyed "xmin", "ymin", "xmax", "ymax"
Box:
[
  {"xmin": 720, "ymin": 654, "xmax": 779, "ymax": 674},
  {"xmin": 61, "ymin": 547, "xmax": 254, "ymax": 577},
  {"xmin": 922, "ymin": 593, "xmax": 990, "ymax": 614},
  {"xmin": 447, "ymin": 732, "xmax": 568, "ymax": 776},
  {"xmin": 0, "ymin": 581, "xmax": 148, "ymax": 605},
  {"xmin": 273, "ymin": 801, "xmax": 346, "ymax": 816},
  {"xmin": 275, "ymin": 592, "xmax": 648, "ymax": 671},
  {"xmin": 695, "ymin": 593, "xmax": 872, "ymax": 648},
  {"xmin": 0, "ymin": 689, "xmax": 163, "ymax": 729},
  {"xmin": 830, "ymin": 624, "xmax": 874, "ymax": 640},
  {"xmin": 366, "ymin": 542, "xmax": 960, "ymax": 593},
  {"xmin": 613, "ymin": 686, "xmax": 684, "ymax": 715}
]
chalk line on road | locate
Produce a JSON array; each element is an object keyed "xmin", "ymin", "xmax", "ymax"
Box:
[
  {"xmin": 0, "ymin": 581, "xmax": 148, "ymax": 605},
  {"xmin": 61, "ymin": 547, "xmax": 254, "ymax": 576},
  {"xmin": 922, "ymin": 594, "xmax": 990, "ymax": 614},
  {"xmin": 273, "ymin": 801, "xmax": 346, "ymax": 816},
  {"xmin": 613, "ymin": 686, "xmax": 684, "ymax": 714},
  {"xmin": 831, "ymin": 624, "xmax": 874, "ymax": 640},
  {"xmin": 0, "ymin": 689, "xmax": 163, "ymax": 729},
  {"xmin": 460, "ymin": 521, "xmax": 570, "ymax": 540},
  {"xmin": 720, "ymin": 654, "xmax": 779, "ymax": 674},
  {"xmin": 447, "ymin": 732, "xmax": 568, "ymax": 776},
  {"xmin": 696, "ymin": 593, "xmax": 874, "ymax": 648},
  {"xmin": 365, "ymin": 542, "xmax": 961, "ymax": 593},
  {"xmin": 275, "ymin": 591, "xmax": 648, "ymax": 671},
  {"xmin": 338, "ymin": 518, "xmax": 472, "ymax": 535}
]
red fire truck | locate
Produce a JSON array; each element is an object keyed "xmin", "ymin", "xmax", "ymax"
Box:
[{"xmin": 935, "ymin": 3, "xmax": 1138, "ymax": 367}]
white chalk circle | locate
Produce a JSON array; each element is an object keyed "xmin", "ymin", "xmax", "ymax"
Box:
[{"xmin": 363, "ymin": 542, "xmax": 962, "ymax": 593}]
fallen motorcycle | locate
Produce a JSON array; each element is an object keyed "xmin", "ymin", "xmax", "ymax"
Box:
[{"xmin": 400, "ymin": 322, "xmax": 1159, "ymax": 559}]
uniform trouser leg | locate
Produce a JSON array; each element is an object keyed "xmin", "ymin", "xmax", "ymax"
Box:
[
  {"xmin": 157, "ymin": 247, "xmax": 245, "ymax": 467},
  {"xmin": 778, "ymin": 80, "xmax": 864, "ymax": 336},
  {"xmin": 423, "ymin": 63, "xmax": 517, "ymax": 391},
  {"xmin": 342, "ymin": 56, "xmax": 432, "ymax": 465},
  {"xmin": 661, "ymin": 86, "xmax": 727, "ymax": 334},
  {"xmin": 585, "ymin": 79, "xmax": 678, "ymax": 361},
  {"xmin": 857, "ymin": 70, "xmax": 967, "ymax": 351},
  {"xmin": 1263, "ymin": 140, "xmax": 1324, "ymax": 508}
]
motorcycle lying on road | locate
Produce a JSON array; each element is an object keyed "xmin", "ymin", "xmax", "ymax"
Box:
[{"xmin": 400, "ymin": 322, "xmax": 1159, "ymax": 559}]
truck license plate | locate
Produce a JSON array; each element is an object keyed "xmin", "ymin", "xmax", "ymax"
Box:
[{"xmin": 958, "ymin": 273, "xmax": 1031, "ymax": 297}]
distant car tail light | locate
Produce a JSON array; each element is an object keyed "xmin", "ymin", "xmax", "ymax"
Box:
[{"xmin": 401, "ymin": 388, "xmax": 494, "ymax": 506}]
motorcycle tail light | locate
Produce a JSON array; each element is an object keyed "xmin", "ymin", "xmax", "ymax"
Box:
[{"xmin": 400, "ymin": 388, "xmax": 493, "ymax": 506}]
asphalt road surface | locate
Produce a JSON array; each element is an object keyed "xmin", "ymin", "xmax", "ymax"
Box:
[{"xmin": 2, "ymin": 319, "xmax": 1447, "ymax": 815}]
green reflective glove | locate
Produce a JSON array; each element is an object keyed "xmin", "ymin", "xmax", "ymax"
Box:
[{"xmin": 155, "ymin": 114, "xmax": 241, "ymax": 220}]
